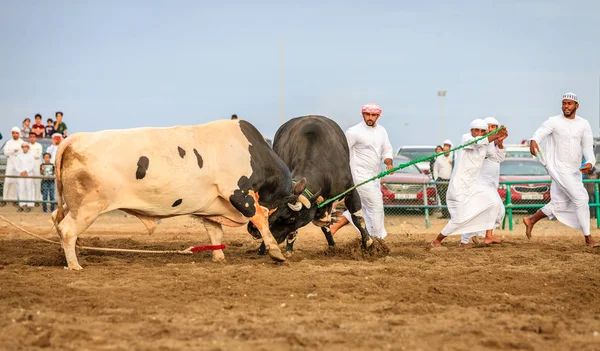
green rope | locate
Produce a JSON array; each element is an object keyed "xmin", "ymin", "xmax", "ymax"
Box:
[{"xmin": 317, "ymin": 127, "xmax": 504, "ymax": 208}]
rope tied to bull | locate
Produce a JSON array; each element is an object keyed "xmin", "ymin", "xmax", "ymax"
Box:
[
  {"xmin": 0, "ymin": 214, "xmax": 225, "ymax": 255},
  {"xmin": 317, "ymin": 127, "xmax": 504, "ymax": 208}
]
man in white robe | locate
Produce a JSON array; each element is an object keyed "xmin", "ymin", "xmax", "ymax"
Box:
[
  {"xmin": 15, "ymin": 142, "xmax": 35, "ymax": 208},
  {"xmin": 2, "ymin": 127, "xmax": 23, "ymax": 202},
  {"xmin": 28, "ymin": 132, "xmax": 43, "ymax": 202},
  {"xmin": 431, "ymin": 119, "xmax": 508, "ymax": 247},
  {"xmin": 524, "ymin": 92, "xmax": 598, "ymax": 246},
  {"xmin": 330, "ymin": 102, "xmax": 394, "ymax": 239},
  {"xmin": 460, "ymin": 117, "xmax": 507, "ymax": 246}
]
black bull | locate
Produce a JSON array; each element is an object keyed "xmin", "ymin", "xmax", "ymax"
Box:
[{"xmin": 250, "ymin": 115, "xmax": 373, "ymax": 254}]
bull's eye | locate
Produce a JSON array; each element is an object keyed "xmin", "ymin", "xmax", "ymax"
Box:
[{"xmin": 286, "ymin": 217, "xmax": 296, "ymax": 224}]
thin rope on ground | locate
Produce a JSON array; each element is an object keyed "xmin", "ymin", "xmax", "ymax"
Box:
[{"xmin": 0, "ymin": 214, "xmax": 223, "ymax": 255}]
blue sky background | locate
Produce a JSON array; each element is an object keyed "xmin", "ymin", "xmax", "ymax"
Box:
[{"xmin": 1, "ymin": 0, "xmax": 599, "ymax": 151}]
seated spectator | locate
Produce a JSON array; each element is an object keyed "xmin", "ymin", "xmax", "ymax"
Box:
[
  {"xmin": 21, "ymin": 118, "xmax": 32, "ymax": 138},
  {"xmin": 40, "ymin": 153, "xmax": 56, "ymax": 213},
  {"xmin": 31, "ymin": 114, "xmax": 45, "ymax": 138},
  {"xmin": 54, "ymin": 111, "xmax": 67, "ymax": 137},
  {"xmin": 45, "ymin": 118, "xmax": 55, "ymax": 138}
]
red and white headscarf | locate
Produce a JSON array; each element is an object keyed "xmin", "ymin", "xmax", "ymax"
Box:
[{"xmin": 361, "ymin": 102, "xmax": 382, "ymax": 115}]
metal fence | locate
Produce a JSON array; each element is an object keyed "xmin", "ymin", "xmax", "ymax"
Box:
[
  {"xmin": 0, "ymin": 175, "xmax": 58, "ymax": 211},
  {"xmin": 3, "ymin": 175, "xmax": 600, "ymax": 232},
  {"xmin": 380, "ymin": 179, "xmax": 600, "ymax": 231}
]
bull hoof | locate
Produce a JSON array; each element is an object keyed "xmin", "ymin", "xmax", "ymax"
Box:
[
  {"xmin": 257, "ymin": 243, "xmax": 267, "ymax": 256},
  {"xmin": 212, "ymin": 251, "xmax": 226, "ymax": 262},
  {"xmin": 365, "ymin": 237, "xmax": 374, "ymax": 248},
  {"xmin": 268, "ymin": 248, "xmax": 286, "ymax": 262},
  {"xmin": 66, "ymin": 264, "xmax": 83, "ymax": 271},
  {"xmin": 284, "ymin": 250, "xmax": 294, "ymax": 258}
]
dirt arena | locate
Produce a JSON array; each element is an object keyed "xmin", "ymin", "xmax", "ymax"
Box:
[{"xmin": 1, "ymin": 207, "xmax": 600, "ymax": 350}]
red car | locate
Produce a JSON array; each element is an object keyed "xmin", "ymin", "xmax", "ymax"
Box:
[
  {"xmin": 497, "ymin": 158, "xmax": 551, "ymax": 210},
  {"xmin": 380, "ymin": 156, "xmax": 437, "ymax": 210}
]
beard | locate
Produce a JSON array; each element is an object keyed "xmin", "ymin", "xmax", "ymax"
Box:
[{"xmin": 366, "ymin": 120, "xmax": 375, "ymax": 126}]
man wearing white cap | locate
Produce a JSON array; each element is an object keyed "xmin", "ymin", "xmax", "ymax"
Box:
[
  {"xmin": 524, "ymin": 92, "xmax": 598, "ymax": 246},
  {"xmin": 330, "ymin": 102, "xmax": 394, "ymax": 239},
  {"xmin": 2, "ymin": 127, "xmax": 24, "ymax": 202},
  {"xmin": 434, "ymin": 139, "xmax": 454, "ymax": 218},
  {"xmin": 431, "ymin": 119, "xmax": 507, "ymax": 247},
  {"xmin": 15, "ymin": 142, "xmax": 35, "ymax": 209},
  {"xmin": 461, "ymin": 117, "xmax": 507, "ymax": 246}
]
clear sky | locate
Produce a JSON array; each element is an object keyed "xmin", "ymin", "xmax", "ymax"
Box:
[{"xmin": 1, "ymin": 0, "xmax": 599, "ymax": 151}]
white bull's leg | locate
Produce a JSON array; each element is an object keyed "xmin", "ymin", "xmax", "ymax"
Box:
[
  {"xmin": 250, "ymin": 203, "xmax": 285, "ymax": 262},
  {"xmin": 56, "ymin": 205, "xmax": 100, "ymax": 270},
  {"xmin": 202, "ymin": 219, "xmax": 225, "ymax": 262}
]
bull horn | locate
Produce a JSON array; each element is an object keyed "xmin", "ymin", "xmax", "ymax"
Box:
[
  {"xmin": 288, "ymin": 201, "xmax": 302, "ymax": 211},
  {"xmin": 298, "ymin": 194, "xmax": 311, "ymax": 209}
]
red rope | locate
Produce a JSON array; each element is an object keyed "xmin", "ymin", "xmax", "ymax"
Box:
[{"xmin": 189, "ymin": 244, "xmax": 226, "ymax": 252}]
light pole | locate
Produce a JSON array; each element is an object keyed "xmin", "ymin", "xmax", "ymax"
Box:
[
  {"xmin": 437, "ymin": 90, "xmax": 447, "ymax": 143},
  {"xmin": 280, "ymin": 38, "xmax": 284, "ymax": 126}
]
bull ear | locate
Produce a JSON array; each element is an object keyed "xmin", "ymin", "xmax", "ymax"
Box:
[
  {"xmin": 268, "ymin": 208, "xmax": 277, "ymax": 216},
  {"xmin": 293, "ymin": 178, "xmax": 307, "ymax": 195}
]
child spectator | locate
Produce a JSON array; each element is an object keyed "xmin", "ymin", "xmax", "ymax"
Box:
[
  {"xmin": 40, "ymin": 153, "xmax": 56, "ymax": 213},
  {"xmin": 21, "ymin": 118, "xmax": 32, "ymax": 138},
  {"xmin": 54, "ymin": 111, "xmax": 68, "ymax": 137},
  {"xmin": 32, "ymin": 114, "xmax": 45, "ymax": 138},
  {"xmin": 45, "ymin": 118, "xmax": 55, "ymax": 138}
]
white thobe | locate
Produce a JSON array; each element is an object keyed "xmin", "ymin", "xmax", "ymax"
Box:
[
  {"xmin": 461, "ymin": 143, "xmax": 507, "ymax": 243},
  {"xmin": 441, "ymin": 133, "xmax": 502, "ymax": 236},
  {"xmin": 530, "ymin": 115, "xmax": 596, "ymax": 235},
  {"xmin": 341, "ymin": 122, "xmax": 394, "ymax": 239},
  {"xmin": 2, "ymin": 138, "xmax": 23, "ymax": 201},
  {"xmin": 15, "ymin": 152, "xmax": 35, "ymax": 207},
  {"xmin": 47, "ymin": 144, "xmax": 58, "ymax": 164},
  {"xmin": 433, "ymin": 155, "xmax": 453, "ymax": 180},
  {"xmin": 29, "ymin": 142, "xmax": 43, "ymax": 201}
]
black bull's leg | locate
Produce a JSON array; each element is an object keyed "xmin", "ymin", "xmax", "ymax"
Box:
[{"xmin": 346, "ymin": 189, "xmax": 373, "ymax": 248}]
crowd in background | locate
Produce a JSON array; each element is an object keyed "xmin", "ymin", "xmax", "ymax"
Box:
[{"xmin": 1, "ymin": 112, "xmax": 68, "ymax": 212}]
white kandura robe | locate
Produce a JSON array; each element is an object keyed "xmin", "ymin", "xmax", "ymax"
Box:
[
  {"xmin": 441, "ymin": 133, "xmax": 502, "ymax": 236},
  {"xmin": 2, "ymin": 138, "xmax": 23, "ymax": 201},
  {"xmin": 15, "ymin": 152, "xmax": 35, "ymax": 207},
  {"xmin": 341, "ymin": 122, "xmax": 394, "ymax": 239},
  {"xmin": 29, "ymin": 142, "xmax": 43, "ymax": 201},
  {"xmin": 530, "ymin": 115, "xmax": 596, "ymax": 235},
  {"xmin": 460, "ymin": 143, "xmax": 507, "ymax": 244}
]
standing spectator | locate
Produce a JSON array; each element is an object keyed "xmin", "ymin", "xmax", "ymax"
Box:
[
  {"xmin": 231, "ymin": 114, "xmax": 238, "ymax": 120},
  {"xmin": 3, "ymin": 127, "xmax": 23, "ymax": 202},
  {"xmin": 430, "ymin": 145, "xmax": 442, "ymax": 175},
  {"xmin": 434, "ymin": 142, "xmax": 454, "ymax": 219},
  {"xmin": 28, "ymin": 132, "xmax": 43, "ymax": 202},
  {"xmin": 54, "ymin": 111, "xmax": 67, "ymax": 137},
  {"xmin": 45, "ymin": 118, "xmax": 55, "ymax": 138},
  {"xmin": 40, "ymin": 153, "xmax": 56, "ymax": 213},
  {"xmin": 21, "ymin": 118, "xmax": 32, "ymax": 138},
  {"xmin": 31, "ymin": 114, "xmax": 45, "ymax": 138},
  {"xmin": 16, "ymin": 142, "xmax": 35, "ymax": 210},
  {"xmin": 47, "ymin": 133, "xmax": 63, "ymax": 164}
]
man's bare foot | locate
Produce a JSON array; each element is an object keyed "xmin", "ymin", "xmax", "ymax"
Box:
[
  {"xmin": 523, "ymin": 217, "xmax": 533, "ymax": 239},
  {"xmin": 483, "ymin": 235, "xmax": 502, "ymax": 244},
  {"xmin": 471, "ymin": 237, "xmax": 481, "ymax": 245},
  {"xmin": 585, "ymin": 236, "xmax": 600, "ymax": 247},
  {"xmin": 431, "ymin": 240, "xmax": 442, "ymax": 247}
]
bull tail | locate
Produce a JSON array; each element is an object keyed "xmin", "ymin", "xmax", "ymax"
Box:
[{"xmin": 53, "ymin": 137, "xmax": 74, "ymax": 226}]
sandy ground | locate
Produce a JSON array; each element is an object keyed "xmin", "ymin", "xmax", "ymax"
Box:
[{"xmin": 1, "ymin": 206, "xmax": 600, "ymax": 350}]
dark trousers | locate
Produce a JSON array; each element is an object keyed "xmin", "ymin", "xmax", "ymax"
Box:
[
  {"xmin": 41, "ymin": 180, "xmax": 55, "ymax": 212},
  {"xmin": 436, "ymin": 178, "xmax": 450, "ymax": 218}
]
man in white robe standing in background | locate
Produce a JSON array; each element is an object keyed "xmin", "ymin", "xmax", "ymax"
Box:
[
  {"xmin": 15, "ymin": 142, "xmax": 36, "ymax": 209},
  {"xmin": 431, "ymin": 119, "xmax": 508, "ymax": 247},
  {"xmin": 28, "ymin": 132, "xmax": 43, "ymax": 202},
  {"xmin": 3, "ymin": 127, "xmax": 23, "ymax": 202},
  {"xmin": 330, "ymin": 102, "xmax": 394, "ymax": 239},
  {"xmin": 460, "ymin": 117, "xmax": 506, "ymax": 246},
  {"xmin": 524, "ymin": 92, "xmax": 598, "ymax": 247}
]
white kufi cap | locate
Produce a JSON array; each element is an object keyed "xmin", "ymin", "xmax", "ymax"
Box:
[
  {"xmin": 11, "ymin": 127, "xmax": 20, "ymax": 133},
  {"xmin": 443, "ymin": 139, "xmax": 453, "ymax": 146},
  {"xmin": 562, "ymin": 92, "xmax": 578, "ymax": 102},
  {"xmin": 469, "ymin": 119, "xmax": 487, "ymax": 130},
  {"xmin": 484, "ymin": 117, "xmax": 499, "ymax": 126}
]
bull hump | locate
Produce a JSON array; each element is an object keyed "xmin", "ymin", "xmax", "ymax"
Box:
[{"xmin": 136, "ymin": 156, "xmax": 150, "ymax": 180}]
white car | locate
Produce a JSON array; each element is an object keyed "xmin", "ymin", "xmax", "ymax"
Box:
[
  {"xmin": 505, "ymin": 144, "xmax": 534, "ymax": 158},
  {"xmin": 397, "ymin": 145, "xmax": 437, "ymax": 175}
]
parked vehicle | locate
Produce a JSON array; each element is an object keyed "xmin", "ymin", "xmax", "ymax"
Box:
[
  {"xmin": 397, "ymin": 145, "xmax": 437, "ymax": 175},
  {"xmin": 497, "ymin": 158, "xmax": 551, "ymax": 212},
  {"xmin": 505, "ymin": 144, "xmax": 534, "ymax": 158},
  {"xmin": 380, "ymin": 155, "xmax": 436, "ymax": 211}
]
